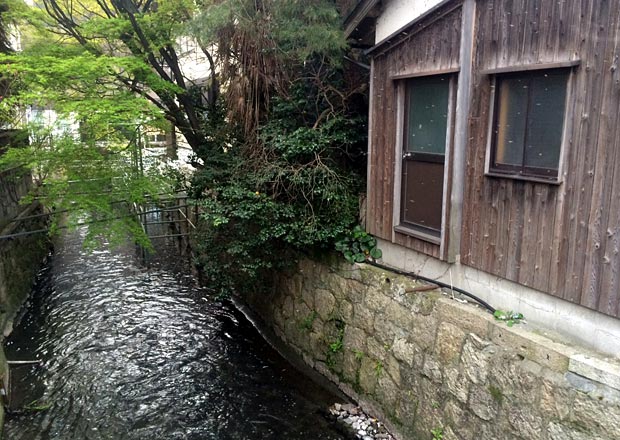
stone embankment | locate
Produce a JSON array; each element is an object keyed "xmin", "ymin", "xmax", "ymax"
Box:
[
  {"xmin": 0, "ymin": 163, "xmax": 50, "ymax": 439},
  {"xmin": 247, "ymin": 258, "xmax": 620, "ymax": 440}
]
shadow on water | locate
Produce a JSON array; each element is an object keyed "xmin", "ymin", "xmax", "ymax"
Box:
[{"xmin": 3, "ymin": 227, "xmax": 351, "ymax": 440}]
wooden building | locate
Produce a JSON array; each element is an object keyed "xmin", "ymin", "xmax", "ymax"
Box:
[{"xmin": 349, "ymin": 0, "xmax": 620, "ymax": 324}]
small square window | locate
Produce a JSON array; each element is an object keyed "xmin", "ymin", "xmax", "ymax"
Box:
[{"xmin": 490, "ymin": 69, "xmax": 569, "ymax": 180}]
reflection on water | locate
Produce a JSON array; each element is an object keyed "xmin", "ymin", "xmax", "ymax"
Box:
[{"xmin": 4, "ymin": 230, "xmax": 348, "ymax": 440}]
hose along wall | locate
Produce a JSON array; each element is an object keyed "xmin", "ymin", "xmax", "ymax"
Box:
[{"xmin": 364, "ymin": 260, "xmax": 497, "ymax": 314}]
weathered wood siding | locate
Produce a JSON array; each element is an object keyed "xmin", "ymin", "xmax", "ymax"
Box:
[
  {"xmin": 461, "ymin": 0, "xmax": 620, "ymax": 317},
  {"xmin": 367, "ymin": 4, "xmax": 462, "ymax": 259}
]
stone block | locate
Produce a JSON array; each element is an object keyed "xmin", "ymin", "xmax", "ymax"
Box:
[
  {"xmin": 565, "ymin": 371, "xmax": 597, "ymax": 392},
  {"xmin": 547, "ymin": 422, "xmax": 606, "ymax": 440},
  {"xmin": 342, "ymin": 326, "xmax": 367, "ymax": 352},
  {"xmin": 294, "ymin": 301, "xmax": 311, "ymax": 321},
  {"xmin": 422, "ymin": 356, "xmax": 443, "ymax": 384},
  {"xmin": 437, "ymin": 297, "xmax": 493, "ymax": 339},
  {"xmin": 411, "ymin": 314, "xmax": 439, "ymax": 351},
  {"xmin": 444, "ymin": 400, "xmax": 474, "ymax": 440},
  {"xmin": 394, "ymin": 390, "xmax": 418, "ymax": 425},
  {"xmin": 384, "ymin": 354, "xmax": 402, "ymax": 386},
  {"xmin": 489, "ymin": 322, "xmax": 576, "ymax": 372},
  {"xmin": 291, "ymin": 274, "xmax": 304, "ymax": 297},
  {"xmin": 507, "ymin": 406, "xmax": 544, "ymax": 439},
  {"xmin": 301, "ymin": 284, "xmax": 315, "ymax": 309},
  {"xmin": 353, "ymin": 302, "xmax": 375, "ymax": 334},
  {"xmin": 539, "ymin": 370, "xmax": 574, "ymax": 420},
  {"xmin": 468, "ymin": 385, "xmax": 499, "ymax": 421},
  {"xmin": 442, "ymin": 426, "xmax": 459, "ymax": 440},
  {"xmin": 282, "ymin": 295, "xmax": 294, "ymax": 318},
  {"xmin": 376, "ymin": 375, "xmax": 399, "ymax": 408},
  {"xmin": 338, "ymin": 263, "xmax": 363, "ymax": 281},
  {"xmin": 444, "ymin": 367, "xmax": 469, "ymax": 404},
  {"xmin": 364, "ymin": 286, "xmax": 391, "ymax": 312},
  {"xmin": 336, "ymin": 278, "xmax": 367, "ymax": 304},
  {"xmin": 460, "ymin": 334, "xmax": 493, "ymax": 385},
  {"xmin": 569, "ymin": 354, "xmax": 620, "ymax": 391},
  {"xmin": 384, "ymin": 301, "xmax": 414, "ymax": 331},
  {"xmin": 339, "ymin": 300, "xmax": 354, "ymax": 323},
  {"xmin": 359, "ymin": 265, "xmax": 392, "ymax": 291},
  {"xmin": 314, "ymin": 288, "xmax": 336, "ymax": 320},
  {"xmin": 571, "ymin": 390, "xmax": 620, "ymax": 439},
  {"xmin": 309, "ymin": 331, "xmax": 327, "ymax": 361},
  {"xmin": 435, "ymin": 322, "xmax": 466, "ymax": 364},
  {"xmin": 489, "ymin": 358, "xmax": 542, "ymax": 402},
  {"xmin": 342, "ymin": 349, "xmax": 359, "ymax": 384},
  {"xmin": 392, "ymin": 337, "xmax": 416, "ymax": 367},
  {"xmin": 374, "ymin": 318, "xmax": 406, "ymax": 346},
  {"xmin": 358, "ymin": 356, "xmax": 378, "ymax": 395},
  {"xmin": 367, "ymin": 337, "xmax": 387, "ymax": 362}
]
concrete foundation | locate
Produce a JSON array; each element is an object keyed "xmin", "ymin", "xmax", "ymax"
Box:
[{"xmin": 377, "ymin": 238, "xmax": 620, "ymax": 360}]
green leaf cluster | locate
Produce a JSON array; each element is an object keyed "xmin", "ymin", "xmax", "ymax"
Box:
[
  {"xmin": 191, "ymin": 104, "xmax": 365, "ymax": 296},
  {"xmin": 493, "ymin": 309, "xmax": 524, "ymax": 327},
  {"xmin": 335, "ymin": 225, "xmax": 382, "ymax": 263}
]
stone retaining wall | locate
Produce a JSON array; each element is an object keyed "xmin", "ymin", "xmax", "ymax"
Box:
[
  {"xmin": 246, "ymin": 258, "xmax": 620, "ymax": 440},
  {"xmin": 0, "ymin": 162, "xmax": 50, "ymax": 439}
]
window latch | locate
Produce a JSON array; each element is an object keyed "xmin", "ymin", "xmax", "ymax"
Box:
[{"xmin": 402, "ymin": 152, "xmax": 413, "ymax": 159}]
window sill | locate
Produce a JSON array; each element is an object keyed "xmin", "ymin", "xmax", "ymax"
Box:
[
  {"xmin": 394, "ymin": 225, "xmax": 441, "ymax": 245},
  {"xmin": 484, "ymin": 171, "xmax": 563, "ymax": 185}
]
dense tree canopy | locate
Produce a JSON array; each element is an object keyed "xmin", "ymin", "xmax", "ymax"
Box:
[{"xmin": 0, "ymin": 0, "xmax": 369, "ymax": 293}]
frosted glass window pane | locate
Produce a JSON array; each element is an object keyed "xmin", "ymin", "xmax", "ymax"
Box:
[
  {"xmin": 406, "ymin": 77, "xmax": 449, "ymax": 155},
  {"xmin": 491, "ymin": 69, "xmax": 568, "ymax": 179},
  {"xmin": 524, "ymin": 73, "xmax": 567, "ymax": 170},
  {"xmin": 495, "ymin": 78, "xmax": 527, "ymax": 165}
]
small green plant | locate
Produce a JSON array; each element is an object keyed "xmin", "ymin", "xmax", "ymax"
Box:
[
  {"xmin": 326, "ymin": 320, "xmax": 346, "ymax": 369},
  {"xmin": 488, "ymin": 384, "xmax": 504, "ymax": 403},
  {"xmin": 329, "ymin": 324, "xmax": 345, "ymax": 353},
  {"xmin": 299, "ymin": 311, "xmax": 318, "ymax": 331},
  {"xmin": 493, "ymin": 309, "xmax": 524, "ymax": 327},
  {"xmin": 431, "ymin": 401, "xmax": 440, "ymax": 409},
  {"xmin": 374, "ymin": 360, "xmax": 383, "ymax": 377},
  {"xmin": 335, "ymin": 225, "xmax": 382, "ymax": 263},
  {"xmin": 430, "ymin": 427, "xmax": 444, "ymax": 440},
  {"xmin": 353, "ymin": 349, "xmax": 365, "ymax": 361},
  {"xmin": 24, "ymin": 399, "xmax": 52, "ymax": 412}
]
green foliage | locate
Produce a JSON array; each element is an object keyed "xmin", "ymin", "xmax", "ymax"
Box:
[
  {"xmin": 353, "ymin": 349, "xmax": 364, "ymax": 361},
  {"xmin": 430, "ymin": 427, "xmax": 444, "ymax": 440},
  {"xmin": 299, "ymin": 311, "xmax": 318, "ymax": 331},
  {"xmin": 488, "ymin": 384, "xmax": 504, "ymax": 404},
  {"xmin": 23, "ymin": 399, "xmax": 52, "ymax": 412},
  {"xmin": 0, "ymin": 0, "xmax": 368, "ymax": 278},
  {"xmin": 0, "ymin": 122, "xmax": 172, "ymax": 248},
  {"xmin": 493, "ymin": 309, "xmax": 524, "ymax": 327},
  {"xmin": 374, "ymin": 360, "xmax": 383, "ymax": 377},
  {"xmin": 335, "ymin": 225, "xmax": 382, "ymax": 263},
  {"xmin": 193, "ymin": 0, "xmax": 346, "ymax": 64},
  {"xmin": 324, "ymin": 318, "xmax": 345, "ymax": 368},
  {"xmin": 192, "ymin": 80, "xmax": 366, "ymax": 295}
]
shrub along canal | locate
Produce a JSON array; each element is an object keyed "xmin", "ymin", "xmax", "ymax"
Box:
[{"xmin": 3, "ymin": 228, "xmax": 350, "ymax": 439}]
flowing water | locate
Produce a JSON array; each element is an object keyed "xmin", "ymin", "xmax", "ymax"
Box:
[{"xmin": 3, "ymin": 228, "xmax": 349, "ymax": 440}]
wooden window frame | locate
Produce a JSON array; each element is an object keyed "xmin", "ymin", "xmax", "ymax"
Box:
[
  {"xmin": 485, "ymin": 68, "xmax": 575, "ymax": 184},
  {"xmin": 392, "ymin": 74, "xmax": 457, "ymax": 245}
]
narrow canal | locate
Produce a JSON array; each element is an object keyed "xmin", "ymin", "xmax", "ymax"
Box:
[{"xmin": 3, "ymin": 228, "xmax": 350, "ymax": 439}]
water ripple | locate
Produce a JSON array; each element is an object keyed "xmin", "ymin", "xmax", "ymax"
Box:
[{"xmin": 4, "ymin": 232, "xmax": 347, "ymax": 440}]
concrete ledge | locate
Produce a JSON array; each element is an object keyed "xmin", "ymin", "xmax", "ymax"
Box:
[
  {"xmin": 376, "ymin": 238, "xmax": 620, "ymax": 360},
  {"xmin": 569, "ymin": 354, "xmax": 620, "ymax": 392}
]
